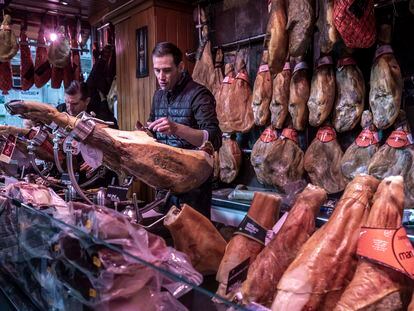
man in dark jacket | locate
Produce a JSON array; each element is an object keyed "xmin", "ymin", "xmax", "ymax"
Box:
[
  {"xmin": 57, "ymin": 80, "xmax": 118, "ymax": 129},
  {"xmin": 147, "ymin": 42, "xmax": 222, "ymax": 217}
]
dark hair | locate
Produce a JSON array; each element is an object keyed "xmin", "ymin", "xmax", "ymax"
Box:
[
  {"xmin": 65, "ymin": 80, "xmax": 90, "ymax": 100},
  {"xmin": 152, "ymin": 42, "xmax": 183, "ymax": 66}
]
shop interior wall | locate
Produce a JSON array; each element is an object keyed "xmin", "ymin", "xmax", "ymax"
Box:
[{"xmin": 114, "ymin": 2, "xmax": 195, "ymax": 201}]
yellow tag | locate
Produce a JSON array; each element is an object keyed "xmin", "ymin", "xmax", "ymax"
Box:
[
  {"xmin": 89, "ymin": 288, "xmax": 97, "ymax": 298},
  {"xmin": 93, "ymin": 256, "xmax": 101, "ymax": 268},
  {"xmin": 85, "ymin": 219, "xmax": 92, "ymax": 230}
]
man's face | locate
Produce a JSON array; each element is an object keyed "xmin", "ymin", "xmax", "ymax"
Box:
[
  {"xmin": 64, "ymin": 92, "xmax": 89, "ymax": 116},
  {"xmin": 153, "ymin": 55, "xmax": 183, "ymax": 91}
]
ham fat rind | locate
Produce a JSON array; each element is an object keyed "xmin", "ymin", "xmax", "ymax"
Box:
[
  {"xmin": 270, "ymin": 63, "xmax": 291, "ymax": 129},
  {"xmin": 289, "ymin": 62, "xmax": 310, "ymax": 131},
  {"xmin": 216, "ymin": 192, "xmax": 281, "ymax": 300},
  {"xmin": 164, "ymin": 204, "xmax": 227, "ymax": 275},
  {"xmin": 272, "ymin": 175, "xmax": 380, "ymax": 311},
  {"xmin": 219, "ymin": 136, "xmax": 242, "ymax": 184},
  {"xmin": 335, "ymin": 176, "xmax": 410, "ymax": 311},
  {"xmin": 6, "ymin": 101, "xmax": 213, "ymax": 194},
  {"xmin": 241, "ymin": 184, "xmax": 327, "ymax": 307}
]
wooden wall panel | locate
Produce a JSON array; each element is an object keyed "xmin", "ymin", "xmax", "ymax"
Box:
[{"xmin": 114, "ymin": 3, "xmax": 195, "ymax": 202}]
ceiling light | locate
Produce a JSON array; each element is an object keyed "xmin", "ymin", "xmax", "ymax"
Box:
[
  {"xmin": 61, "ymin": 1, "xmax": 68, "ymax": 5},
  {"xmin": 50, "ymin": 32, "xmax": 58, "ymax": 42}
]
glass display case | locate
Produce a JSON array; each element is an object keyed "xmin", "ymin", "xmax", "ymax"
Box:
[{"xmin": 0, "ymin": 194, "xmax": 247, "ymax": 311}]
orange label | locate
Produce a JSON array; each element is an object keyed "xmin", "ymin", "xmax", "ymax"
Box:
[
  {"xmin": 280, "ymin": 128, "xmax": 298, "ymax": 143},
  {"xmin": 222, "ymin": 76, "xmax": 235, "ymax": 84},
  {"xmin": 258, "ymin": 64, "xmax": 269, "ymax": 73},
  {"xmin": 357, "ymin": 227, "xmax": 414, "ymax": 279},
  {"xmin": 236, "ymin": 72, "xmax": 250, "ymax": 84},
  {"xmin": 386, "ymin": 130, "xmax": 413, "ymax": 148},
  {"xmin": 356, "ymin": 129, "xmax": 379, "ymax": 147},
  {"xmin": 260, "ymin": 127, "xmax": 278, "ymax": 143},
  {"xmin": 316, "ymin": 126, "xmax": 336, "ymax": 143}
]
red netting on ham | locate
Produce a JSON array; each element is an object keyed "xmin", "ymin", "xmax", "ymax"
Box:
[{"xmin": 333, "ymin": 0, "xmax": 376, "ymax": 48}]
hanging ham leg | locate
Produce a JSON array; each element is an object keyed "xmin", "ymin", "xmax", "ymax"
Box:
[
  {"xmin": 51, "ymin": 66, "xmax": 63, "ymax": 89},
  {"xmin": 216, "ymin": 64, "xmax": 235, "ymax": 130},
  {"xmin": 317, "ymin": 0, "xmax": 338, "ymax": 54},
  {"xmin": 219, "ymin": 135, "xmax": 242, "ymax": 184},
  {"xmin": 34, "ymin": 27, "xmax": 51, "ymax": 88},
  {"xmin": 221, "ymin": 57, "xmax": 254, "ymax": 133},
  {"xmin": 5, "ymin": 101, "xmax": 213, "ymax": 194},
  {"xmin": 304, "ymin": 126, "xmax": 347, "ymax": 194},
  {"xmin": 409, "ymin": 293, "xmax": 414, "ymax": 311},
  {"xmin": 307, "ymin": 57, "xmax": 336, "ymax": 127},
  {"xmin": 287, "ymin": 0, "xmax": 314, "ymax": 57},
  {"xmin": 270, "ymin": 62, "xmax": 291, "ymax": 129},
  {"xmin": 333, "ymin": 57, "xmax": 365, "ymax": 132},
  {"xmin": 216, "ymin": 192, "xmax": 281, "ymax": 300},
  {"xmin": 0, "ymin": 15, "xmax": 18, "ymax": 62},
  {"xmin": 164, "ymin": 204, "xmax": 227, "ymax": 275},
  {"xmin": 252, "ymin": 50, "xmax": 273, "ymax": 126},
  {"xmin": 71, "ymin": 28, "xmax": 82, "ymax": 81},
  {"xmin": 241, "ymin": 184, "xmax": 327, "ymax": 307},
  {"xmin": 334, "ymin": 176, "xmax": 411, "ymax": 311},
  {"xmin": 212, "ymin": 48, "xmax": 224, "ymax": 97},
  {"xmin": 289, "ymin": 60, "xmax": 310, "ymax": 131},
  {"xmin": 272, "ymin": 175, "xmax": 380, "ymax": 311},
  {"xmin": 369, "ymin": 25, "xmax": 402, "ymax": 130},
  {"xmin": 192, "ymin": 7, "xmax": 215, "ymax": 92},
  {"xmin": 267, "ymin": 0, "xmax": 288, "ymax": 76},
  {"xmin": 0, "ymin": 61, "xmax": 12, "ymax": 95},
  {"xmin": 19, "ymin": 26, "xmax": 34, "ymax": 91}
]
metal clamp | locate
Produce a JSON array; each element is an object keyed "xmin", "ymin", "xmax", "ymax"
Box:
[
  {"xmin": 65, "ymin": 135, "xmax": 93, "ymax": 205},
  {"xmin": 72, "ymin": 119, "xmax": 96, "ymax": 142},
  {"xmin": 53, "ymin": 130, "xmax": 66, "ymax": 174},
  {"xmin": 31, "ymin": 127, "xmax": 48, "ymax": 146}
]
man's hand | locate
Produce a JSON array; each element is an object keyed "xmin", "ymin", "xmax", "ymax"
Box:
[{"xmin": 147, "ymin": 117, "xmax": 178, "ymax": 135}]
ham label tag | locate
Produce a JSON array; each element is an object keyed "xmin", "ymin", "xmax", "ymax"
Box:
[
  {"xmin": 258, "ymin": 64, "xmax": 269, "ymax": 73},
  {"xmin": 316, "ymin": 56, "xmax": 333, "ymax": 68},
  {"xmin": 374, "ymin": 45, "xmax": 394, "ymax": 61},
  {"xmin": 234, "ymin": 215, "xmax": 267, "ymax": 245},
  {"xmin": 260, "ymin": 127, "xmax": 278, "ymax": 143},
  {"xmin": 226, "ymin": 257, "xmax": 250, "ymax": 294},
  {"xmin": 283, "ymin": 62, "xmax": 291, "ymax": 71},
  {"xmin": 357, "ymin": 227, "xmax": 414, "ymax": 280},
  {"xmin": 236, "ymin": 72, "xmax": 250, "ymax": 84},
  {"xmin": 337, "ymin": 57, "xmax": 357, "ymax": 70},
  {"xmin": 222, "ymin": 76, "xmax": 234, "ymax": 84},
  {"xmin": 386, "ymin": 130, "xmax": 413, "ymax": 148},
  {"xmin": 0, "ymin": 134, "xmax": 17, "ymax": 163},
  {"xmin": 356, "ymin": 129, "xmax": 379, "ymax": 147},
  {"xmin": 280, "ymin": 128, "xmax": 298, "ymax": 143},
  {"xmin": 316, "ymin": 126, "xmax": 336, "ymax": 143}
]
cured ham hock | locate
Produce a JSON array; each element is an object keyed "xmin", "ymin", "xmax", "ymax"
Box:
[
  {"xmin": 164, "ymin": 204, "xmax": 226, "ymax": 275},
  {"xmin": 216, "ymin": 192, "xmax": 281, "ymax": 300},
  {"xmin": 5, "ymin": 101, "xmax": 213, "ymax": 194},
  {"xmin": 241, "ymin": 184, "xmax": 327, "ymax": 307},
  {"xmin": 272, "ymin": 175, "xmax": 380, "ymax": 311},
  {"xmin": 334, "ymin": 176, "xmax": 411, "ymax": 311}
]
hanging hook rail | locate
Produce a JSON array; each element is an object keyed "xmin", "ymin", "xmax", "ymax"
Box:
[{"xmin": 186, "ymin": 33, "xmax": 266, "ymax": 58}]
